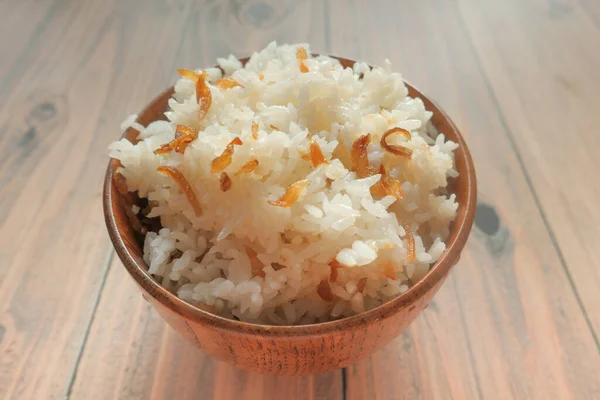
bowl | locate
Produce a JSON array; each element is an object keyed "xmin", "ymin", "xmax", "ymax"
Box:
[{"xmin": 103, "ymin": 56, "xmax": 477, "ymax": 375}]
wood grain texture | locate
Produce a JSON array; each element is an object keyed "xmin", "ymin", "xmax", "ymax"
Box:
[
  {"xmin": 69, "ymin": 257, "xmax": 343, "ymax": 400},
  {"xmin": 329, "ymin": 0, "xmax": 600, "ymax": 398},
  {"xmin": 2, "ymin": 0, "xmax": 600, "ymax": 398},
  {"xmin": 0, "ymin": 1, "xmax": 122, "ymax": 398},
  {"xmin": 454, "ymin": 0, "xmax": 600, "ymax": 338}
]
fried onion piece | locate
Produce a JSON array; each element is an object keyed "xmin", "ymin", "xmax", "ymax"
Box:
[
  {"xmin": 156, "ymin": 166, "xmax": 202, "ymax": 216},
  {"xmin": 154, "ymin": 143, "xmax": 173, "ymax": 155},
  {"xmin": 381, "ymin": 127, "xmax": 413, "ymax": 158},
  {"xmin": 351, "ymin": 134, "xmax": 375, "ymax": 178},
  {"xmin": 251, "ymin": 121, "xmax": 259, "ymax": 140},
  {"xmin": 259, "ymin": 72, "xmax": 264, "ymax": 81},
  {"xmin": 308, "ymin": 136, "xmax": 328, "ymax": 167},
  {"xmin": 177, "ymin": 68, "xmax": 200, "ymax": 83},
  {"xmin": 176, "ymin": 125, "xmax": 198, "ymax": 137},
  {"xmin": 173, "ymin": 135, "xmax": 194, "ymax": 154},
  {"xmin": 211, "ymin": 137, "xmax": 243, "ymax": 173},
  {"xmin": 154, "ymin": 136, "xmax": 192, "ymax": 155},
  {"xmin": 271, "ymin": 262, "xmax": 287, "ymax": 271},
  {"xmin": 196, "ymin": 72, "xmax": 212, "ymax": 121},
  {"xmin": 357, "ymin": 277, "xmax": 368, "ymax": 293},
  {"xmin": 245, "ymin": 246, "xmax": 265, "ymax": 277},
  {"xmin": 297, "ymin": 47, "xmax": 309, "ymax": 73},
  {"xmin": 329, "ymin": 259, "xmax": 343, "ymax": 282},
  {"xmin": 173, "ymin": 125, "xmax": 199, "ymax": 153},
  {"xmin": 235, "ymin": 159, "xmax": 259, "ymax": 176},
  {"xmin": 219, "ymin": 172, "xmax": 232, "ymax": 192},
  {"xmin": 153, "ymin": 125, "xmax": 199, "ymax": 155},
  {"xmin": 382, "ymin": 173, "xmax": 404, "ymax": 200},
  {"xmin": 178, "ymin": 69, "xmax": 209, "ymax": 82},
  {"xmin": 214, "ymin": 78, "xmax": 242, "ymax": 89},
  {"xmin": 370, "ymin": 165, "xmax": 386, "ymax": 196},
  {"xmin": 379, "ymin": 262, "xmax": 397, "ymax": 280},
  {"xmin": 317, "ymin": 280, "xmax": 334, "ymax": 301},
  {"xmin": 267, "ymin": 179, "xmax": 310, "ymax": 207},
  {"xmin": 403, "ymin": 222, "xmax": 416, "ymax": 263},
  {"xmin": 371, "ymin": 164, "xmax": 404, "ymax": 199}
]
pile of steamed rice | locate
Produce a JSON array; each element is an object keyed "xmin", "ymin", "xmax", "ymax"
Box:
[{"xmin": 109, "ymin": 42, "xmax": 458, "ymax": 325}]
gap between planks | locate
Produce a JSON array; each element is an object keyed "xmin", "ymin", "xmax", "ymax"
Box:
[
  {"xmin": 449, "ymin": 0, "xmax": 600, "ymax": 352},
  {"xmin": 342, "ymin": 366, "xmax": 348, "ymax": 400},
  {"xmin": 63, "ymin": 249, "xmax": 116, "ymax": 400},
  {"xmin": 62, "ymin": 250, "xmax": 348, "ymax": 399}
]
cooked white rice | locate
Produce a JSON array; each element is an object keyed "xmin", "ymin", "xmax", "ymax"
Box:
[{"xmin": 109, "ymin": 42, "xmax": 458, "ymax": 325}]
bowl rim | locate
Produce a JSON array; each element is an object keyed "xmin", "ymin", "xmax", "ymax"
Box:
[{"xmin": 103, "ymin": 56, "xmax": 477, "ymax": 336}]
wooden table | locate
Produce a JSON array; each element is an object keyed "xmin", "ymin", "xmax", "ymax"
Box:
[{"xmin": 2, "ymin": 0, "xmax": 600, "ymax": 398}]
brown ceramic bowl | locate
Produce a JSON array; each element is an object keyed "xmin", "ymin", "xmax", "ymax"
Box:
[{"xmin": 103, "ymin": 56, "xmax": 477, "ymax": 375}]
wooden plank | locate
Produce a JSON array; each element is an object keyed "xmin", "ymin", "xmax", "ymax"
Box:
[
  {"xmin": 68, "ymin": 258, "xmax": 343, "ymax": 400},
  {"xmin": 346, "ymin": 285, "xmax": 481, "ymax": 400},
  {"xmin": 580, "ymin": 0, "xmax": 600, "ymax": 27},
  {"xmin": 3, "ymin": 0, "xmax": 598, "ymax": 398},
  {"xmin": 0, "ymin": 1, "xmax": 122, "ymax": 398},
  {"xmin": 0, "ymin": 0, "xmax": 58, "ymax": 93},
  {"xmin": 324, "ymin": 0, "xmax": 600, "ymax": 398},
  {"xmin": 454, "ymin": 0, "xmax": 600, "ymax": 336},
  {"xmin": 0, "ymin": 1, "xmax": 212, "ymax": 398},
  {"xmin": 64, "ymin": 1, "xmax": 344, "ymax": 399}
]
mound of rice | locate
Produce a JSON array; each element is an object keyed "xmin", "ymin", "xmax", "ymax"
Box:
[{"xmin": 109, "ymin": 42, "xmax": 458, "ymax": 325}]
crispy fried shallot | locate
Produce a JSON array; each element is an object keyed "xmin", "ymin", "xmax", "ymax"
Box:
[
  {"xmin": 267, "ymin": 179, "xmax": 310, "ymax": 207},
  {"xmin": 403, "ymin": 222, "xmax": 416, "ymax": 263},
  {"xmin": 351, "ymin": 134, "xmax": 375, "ymax": 178},
  {"xmin": 380, "ymin": 263, "xmax": 397, "ymax": 280},
  {"xmin": 177, "ymin": 69, "xmax": 209, "ymax": 82},
  {"xmin": 176, "ymin": 69, "xmax": 212, "ymax": 121},
  {"xmin": 381, "ymin": 127, "xmax": 412, "ymax": 158},
  {"xmin": 371, "ymin": 164, "xmax": 404, "ymax": 199},
  {"xmin": 329, "ymin": 259, "xmax": 343, "ymax": 282},
  {"xmin": 214, "ymin": 78, "xmax": 242, "ymax": 89},
  {"xmin": 251, "ymin": 121, "xmax": 259, "ymax": 140},
  {"xmin": 317, "ymin": 280, "xmax": 334, "ymax": 301},
  {"xmin": 156, "ymin": 166, "xmax": 202, "ymax": 216},
  {"xmin": 219, "ymin": 172, "xmax": 231, "ymax": 192},
  {"xmin": 357, "ymin": 277, "xmax": 368, "ymax": 293},
  {"xmin": 235, "ymin": 159, "xmax": 259, "ymax": 175},
  {"xmin": 211, "ymin": 137, "xmax": 243, "ymax": 173},
  {"xmin": 177, "ymin": 69, "xmax": 199, "ymax": 83},
  {"xmin": 308, "ymin": 136, "xmax": 328, "ymax": 167},
  {"xmin": 350, "ymin": 134, "xmax": 404, "ymax": 199},
  {"xmin": 176, "ymin": 125, "xmax": 198, "ymax": 137},
  {"xmin": 297, "ymin": 47, "xmax": 309, "ymax": 73},
  {"xmin": 245, "ymin": 246, "xmax": 265, "ymax": 277},
  {"xmin": 196, "ymin": 73, "xmax": 212, "ymax": 121},
  {"xmin": 153, "ymin": 125, "xmax": 199, "ymax": 155},
  {"xmin": 271, "ymin": 262, "xmax": 287, "ymax": 271}
]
